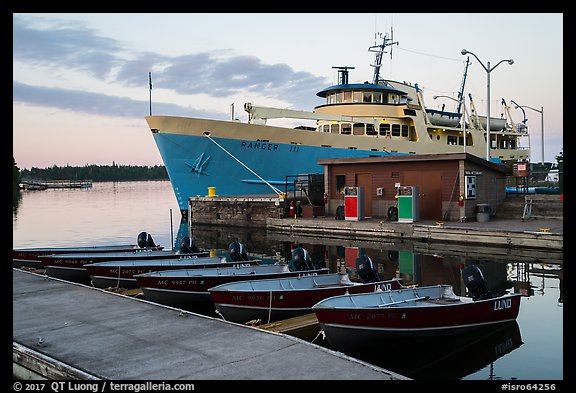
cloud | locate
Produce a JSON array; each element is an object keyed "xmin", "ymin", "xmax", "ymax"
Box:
[
  {"xmin": 13, "ymin": 15, "xmax": 328, "ymax": 117},
  {"xmin": 13, "ymin": 80, "xmax": 220, "ymax": 119}
]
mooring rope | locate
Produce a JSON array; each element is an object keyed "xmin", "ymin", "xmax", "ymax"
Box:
[
  {"xmin": 203, "ymin": 134, "xmax": 283, "ymax": 197},
  {"xmin": 267, "ymin": 289, "xmax": 273, "ymax": 324}
]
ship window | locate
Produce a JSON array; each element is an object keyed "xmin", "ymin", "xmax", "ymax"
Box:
[
  {"xmin": 379, "ymin": 123, "xmax": 390, "ymax": 136},
  {"xmin": 353, "ymin": 123, "xmax": 365, "ymax": 135},
  {"xmin": 327, "ymin": 93, "xmax": 333, "ymax": 104},
  {"xmin": 341, "ymin": 124, "xmax": 352, "ymax": 134},
  {"xmin": 353, "ymin": 91, "xmax": 362, "ymax": 103},
  {"xmin": 392, "ymin": 124, "xmax": 401, "ymax": 136},
  {"xmin": 330, "ymin": 123, "xmax": 340, "ymax": 134},
  {"xmin": 336, "ymin": 175, "xmax": 346, "ymax": 193},
  {"xmin": 363, "ymin": 91, "xmax": 372, "ymax": 102},
  {"xmin": 335, "ymin": 92, "xmax": 343, "ymax": 103},
  {"xmin": 447, "ymin": 135, "xmax": 458, "ymax": 145},
  {"xmin": 459, "ymin": 136, "xmax": 464, "ymax": 145},
  {"xmin": 373, "ymin": 92, "xmax": 382, "ymax": 103},
  {"xmin": 391, "ymin": 172, "xmax": 400, "ymax": 178},
  {"xmin": 403, "ymin": 109, "xmax": 417, "ymax": 116},
  {"xmin": 366, "ymin": 124, "xmax": 377, "ymax": 135},
  {"xmin": 323, "ymin": 124, "xmax": 330, "ymax": 133},
  {"xmin": 343, "ymin": 91, "xmax": 352, "ymax": 103},
  {"xmin": 401, "ymin": 125, "xmax": 408, "ymax": 137}
]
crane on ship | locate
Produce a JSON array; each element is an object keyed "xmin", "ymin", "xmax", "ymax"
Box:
[
  {"xmin": 369, "ymin": 30, "xmax": 398, "ymax": 85},
  {"xmin": 456, "ymin": 57, "xmax": 471, "ymax": 115}
]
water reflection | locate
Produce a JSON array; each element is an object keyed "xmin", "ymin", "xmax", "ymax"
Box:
[
  {"xmin": 335, "ymin": 321, "xmax": 523, "ymax": 380},
  {"xmin": 188, "ymin": 221, "xmax": 561, "ymax": 380},
  {"xmin": 13, "ymin": 188, "xmax": 22, "ymax": 216}
]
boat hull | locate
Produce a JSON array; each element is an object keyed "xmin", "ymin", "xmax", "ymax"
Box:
[
  {"xmin": 12, "ymin": 245, "xmax": 163, "ymax": 269},
  {"xmin": 137, "ymin": 268, "xmax": 330, "ymax": 309},
  {"xmin": 149, "ymin": 120, "xmax": 410, "ymax": 212},
  {"xmin": 87, "ymin": 258, "xmax": 261, "ymax": 289},
  {"xmin": 313, "ymin": 289, "xmax": 521, "ymax": 352},
  {"xmin": 210, "ymin": 277, "xmax": 403, "ymax": 324},
  {"xmin": 425, "ymin": 109, "xmax": 462, "ymax": 127},
  {"xmin": 39, "ymin": 251, "xmax": 211, "ymax": 283}
]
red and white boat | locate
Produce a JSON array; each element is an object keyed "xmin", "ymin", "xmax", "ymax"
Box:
[
  {"xmin": 312, "ymin": 266, "xmax": 522, "ymax": 352},
  {"xmin": 85, "ymin": 257, "xmax": 261, "ymax": 289},
  {"xmin": 39, "ymin": 250, "xmax": 212, "ymax": 283},
  {"xmin": 209, "ymin": 273, "xmax": 404, "ymax": 324},
  {"xmin": 135, "ymin": 265, "xmax": 330, "ymax": 309},
  {"xmin": 13, "ymin": 232, "xmax": 164, "ymax": 269}
]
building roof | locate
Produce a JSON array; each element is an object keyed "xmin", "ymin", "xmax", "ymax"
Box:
[{"xmin": 318, "ymin": 153, "xmax": 511, "ymax": 175}]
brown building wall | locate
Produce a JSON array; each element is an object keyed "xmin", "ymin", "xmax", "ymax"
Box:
[{"xmin": 323, "ymin": 156, "xmax": 507, "ymax": 222}]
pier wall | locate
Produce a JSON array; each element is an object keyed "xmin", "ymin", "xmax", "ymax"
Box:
[{"xmin": 189, "ymin": 196, "xmax": 284, "ymax": 227}]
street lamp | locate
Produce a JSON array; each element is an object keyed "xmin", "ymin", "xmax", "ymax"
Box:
[
  {"xmin": 461, "ymin": 49, "xmax": 514, "ymax": 161},
  {"xmin": 433, "ymin": 95, "xmax": 467, "ymax": 153},
  {"xmin": 511, "ymin": 100, "xmax": 544, "ymax": 164}
]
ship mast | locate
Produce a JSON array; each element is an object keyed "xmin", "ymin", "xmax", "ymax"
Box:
[{"xmin": 369, "ymin": 30, "xmax": 398, "ymax": 85}]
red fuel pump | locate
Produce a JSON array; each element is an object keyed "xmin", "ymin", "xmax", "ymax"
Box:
[{"xmin": 289, "ymin": 200, "xmax": 295, "ymax": 216}]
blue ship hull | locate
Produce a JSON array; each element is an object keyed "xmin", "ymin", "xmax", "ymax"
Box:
[{"xmin": 153, "ymin": 132, "xmax": 404, "ymax": 212}]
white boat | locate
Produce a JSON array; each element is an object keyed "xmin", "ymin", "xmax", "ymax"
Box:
[{"xmin": 145, "ymin": 32, "xmax": 530, "ymax": 215}]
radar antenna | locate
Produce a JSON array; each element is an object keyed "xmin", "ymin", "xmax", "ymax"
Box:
[{"xmin": 331, "ymin": 66, "xmax": 355, "ymax": 85}]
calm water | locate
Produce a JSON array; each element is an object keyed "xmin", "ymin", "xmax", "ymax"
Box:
[{"xmin": 12, "ymin": 181, "xmax": 564, "ymax": 381}]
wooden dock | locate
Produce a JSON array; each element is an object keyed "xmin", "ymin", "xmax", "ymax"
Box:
[
  {"xmin": 257, "ymin": 313, "xmax": 321, "ymax": 341},
  {"xmin": 13, "ymin": 269, "xmax": 408, "ymax": 380},
  {"xmin": 20, "ymin": 180, "xmax": 92, "ymax": 190}
]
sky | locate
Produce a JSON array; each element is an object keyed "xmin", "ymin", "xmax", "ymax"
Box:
[{"xmin": 13, "ymin": 13, "xmax": 563, "ymax": 170}]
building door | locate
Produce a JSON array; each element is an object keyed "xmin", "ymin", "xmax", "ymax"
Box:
[
  {"xmin": 403, "ymin": 171, "xmax": 442, "ymax": 220},
  {"xmin": 356, "ymin": 173, "xmax": 372, "ymax": 217}
]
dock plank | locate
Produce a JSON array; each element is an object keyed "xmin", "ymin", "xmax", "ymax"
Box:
[{"xmin": 13, "ymin": 269, "xmax": 407, "ymax": 380}]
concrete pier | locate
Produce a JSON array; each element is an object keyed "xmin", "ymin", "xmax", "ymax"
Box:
[{"xmin": 13, "ymin": 269, "xmax": 408, "ymax": 380}]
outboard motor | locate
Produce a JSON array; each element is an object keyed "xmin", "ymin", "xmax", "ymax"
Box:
[
  {"xmin": 146, "ymin": 233, "xmax": 157, "ymax": 248},
  {"xmin": 137, "ymin": 232, "xmax": 148, "ymax": 248},
  {"xmin": 180, "ymin": 236, "xmax": 200, "ymax": 254},
  {"xmin": 292, "ymin": 247, "xmax": 313, "ymax": 271},
  {"xmin": 462, "ymin": 265, "xmax": 493, "ymax": 301},
  {"xmin": 356, "ymin": 255, "xmax": 379, "ymax": 283},
  {"xmin": 229, "ymin": 241, "xmax": 249, "ymax": 261}
]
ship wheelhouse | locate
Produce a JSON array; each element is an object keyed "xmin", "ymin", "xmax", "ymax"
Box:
[{"xmin": 313, "ymin": 73, "xmax": 417, "ymax": 142}]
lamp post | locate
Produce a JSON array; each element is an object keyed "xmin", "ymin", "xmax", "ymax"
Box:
[
  {"xmin": 461, "ymin": 49, "xmax": 514, "ymax": 161},
  {"xmin": 511, "ymin": 100, "xmax": 544, "ymax": 164},
  {"xmin": 434, "ymin": 95, "xmax": 467, "ymax": 153}
]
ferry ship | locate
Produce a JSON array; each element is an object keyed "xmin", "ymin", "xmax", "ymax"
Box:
[{"xmin": 145, "ymin": 33, "xmax": 530, "ymax": 216}]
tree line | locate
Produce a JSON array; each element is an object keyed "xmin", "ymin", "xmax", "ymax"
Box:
[{"xmin": 16, "ymin": 161, "xmax": 169, "ymax": 183}]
